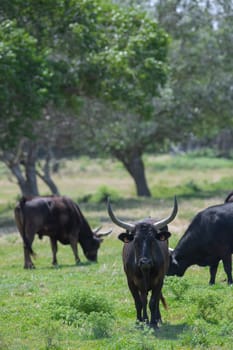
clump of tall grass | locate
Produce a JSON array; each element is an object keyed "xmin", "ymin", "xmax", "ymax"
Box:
[
  {"xmin": 152, "ymin": 180, "xmax": 202, "ymax": 199},
  {"xmin": 40, "ymin": 324, "xmax": 63, "ymax": 350},
  {"xmin": 180, "ymin": 320, "xmax": 210, "ymax": 348},
  {"xmin": 78, "ymin": 185, "xmax": 121, "ymax": 204},
  {"xmin": 47, "ymin": 289, "xmax": 114, "ymax": 339},
  {"xmin": 108, "ymin": 326, "xmax": 157, "ymax": 350},
  {"xmin": 196, "ymin": 293, "xmax": 220, "ymax": 324},
  {"xmin": 165, "ymin": 276, "xmax": 190, "ymax": 301}
]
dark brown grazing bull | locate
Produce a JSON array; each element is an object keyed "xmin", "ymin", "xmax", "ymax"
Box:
[
  {"xmin": 107, "ymin": 197, "xmax": 178, "ymax": 328},
  {"xmin": 14, "ymin": 196, "xmax": 111, "ymax": 268}
]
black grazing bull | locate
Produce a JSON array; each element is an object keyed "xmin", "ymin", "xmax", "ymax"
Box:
[
  {"xmin": 14, "ymin": 196, "xmax": 111, "ymax": 268},
  {"xmin": 107, "ymin": 197, "xmax": 178, "ymax": 328},
  {"xmin": 168, "ymin": 202, "xmax": 233, "ymax": 285}
]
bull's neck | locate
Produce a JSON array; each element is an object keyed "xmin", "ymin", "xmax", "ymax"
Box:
[{"xmin": 78, "ymin": 216, "xmax": 94, "ymax": 246}]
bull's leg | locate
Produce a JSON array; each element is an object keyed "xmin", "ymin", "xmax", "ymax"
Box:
[
  {"xmin": 23, "ymin": 245, "xmax": 34, "ymax": 269},
  {"xmin": 50, "ymin": 238, "xmax": 58, "ymax": 266},
  {"xmin": 140, "ymin": 291, "xmax": 149, "ymax": 323},
  {"xmin": 222, "ymin": 254, "xmax": 233, "ymax": 285},
  {"xmin": 69, "ymin": 237, "xmax": 80, "ymax": 264},
  {"xmin": 127, "ymin": 279, "xmax": 143, "ymax": 322},
  {"xmin": 209, "ymin": 263, "xmax": 219, "ymax": 285},
  {"xmin": 22, "ymin": 232, "xmax": 35, "ymax": 269},
  {"xmin": 149, "ymin": 284, "xmax": 163, "ymax": 327}
]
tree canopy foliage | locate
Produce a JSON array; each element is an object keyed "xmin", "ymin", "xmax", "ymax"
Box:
[
  {"xmin": 0, "ymin": 19, "xmax": 52, "ymax": 148},
  {"xmin": 155, "ymin": 0, "xmax": 233, "ymax": 138},
  {"xmin": 1, "ymin": 0, "xmax": 169, "ymax": 114},
  {"xmin": 0, "ymin": 0, "xmax": 170, "ymax": 196}
]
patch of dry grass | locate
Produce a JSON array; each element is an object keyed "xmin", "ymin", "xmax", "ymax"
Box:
[{"xmin": 0, "ymin": 154, "xmax": 232, "ymax": 232}]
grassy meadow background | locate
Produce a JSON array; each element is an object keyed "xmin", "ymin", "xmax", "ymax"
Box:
[{"xmin": 1, "ymin": 153, "xmax": 233, "ymax": 349}]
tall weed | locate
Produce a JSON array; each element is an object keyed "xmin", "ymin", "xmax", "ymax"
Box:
[
  {"xmin": 196, "ymin": 293, "xmax": 220, "ymax": 324},
  {"xmin": 165, "ymin": 277, "xmax": 190, "ymax": 301},
  {"xmin": 46, "ymin": 289, "xmax": 114, "ymax": 339},
  {"xmin": 180, "ymin": 320, "xmax": 210, "ymax": 348},
  {"xmin": 79, "ymin": 185, "xmax": 120, "ymax": 204}
]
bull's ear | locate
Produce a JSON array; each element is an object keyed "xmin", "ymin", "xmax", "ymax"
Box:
[
  {"xmin": 118, "ymin": 232, "xmax": 134, "ymax": 243},
  {"xmin": 156, "ymin": 231, "xmax": 171, "ymax": 241}
]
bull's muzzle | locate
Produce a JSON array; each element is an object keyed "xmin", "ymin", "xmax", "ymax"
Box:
[{"xmin": 139, "ymin": 257, "xmax": 152, "ymax": 269}]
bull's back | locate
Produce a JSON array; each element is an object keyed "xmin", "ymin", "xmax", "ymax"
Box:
[
  {"xmin": 199, "ymin": 205, "xmax": 233, "ymax": 248},
  {"xmin": 176, "ymin": 204, "xmax": 233, "ymax": 256},
  {"xmin": 16, "ymin": 197, "xmax": 53, "ymax": 234}
]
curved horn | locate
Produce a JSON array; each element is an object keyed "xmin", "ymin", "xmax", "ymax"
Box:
[
  {"xmin": 153, "ymin": 196, "xmax": 178, "ymax": 230},
  {"xmin": 95, "ymin": 229, "xmax": 112, "ymax": 238},
  {"xmin": 93, "ymin": 226, "xmax": 102, "ymax": 234},
  {"xmin": 93, "ymin": 225, "xmax": 112, "ymax": 237},
  {"xmin": 107, "ymin": 198, "xmax": 135, "ymax": 231}
]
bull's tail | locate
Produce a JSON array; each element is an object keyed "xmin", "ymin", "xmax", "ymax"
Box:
[
  {"xmin": 18, "ymin": 197, "xmax": 36, "ymax": 257},
  {"xmin": 160, "ymin": 293, "xmax": 168, "ymax": 310}
]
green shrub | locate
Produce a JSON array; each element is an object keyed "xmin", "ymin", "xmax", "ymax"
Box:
[
  {"xmin": 90, "ymin": 186, "xmax": 120, "ymax": 203},
  {"xmin": 79, "ymin": 311, "xmax": 113, "ymax": 339},
  {"xmin": 226, "ymin": 305, "xmax": 233, "ymax": 322},
  {"xmin": 79, "ymin": 186, "xmax": 120, "ymax": 204},
  {"xmin": 46, "ymin": 289, "xmax": 114, "ymax": 339},
  {"xmin": 180, "ymin": 320, "xmax": 210, "ymax": 348},
  {"xmin": 40, "ymin": 324, "xmax": 63, "ymax": 350},
  {"xmin": 109, "ymin": 327, "xmax": 156, "ymax": 350},
  {"xmin": 165, "ymin": 277, "xmax": 190, "ymax": 301},
  {"xmin": 196, "ymin": 293, "xmax": 220, "ymax": 324},
  {"xmin": 219, "ymin": 321, "xmax": 233, "ymax": 339}
]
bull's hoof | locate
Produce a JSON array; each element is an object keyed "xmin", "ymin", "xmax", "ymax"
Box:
[
  {"xmin": 52, "ymin": 263, "xmax": 60, "ymax": 269},
  {"xmin": 75, "ymin": 259, "xmax": 81, "ymax": 265},
  {"xmin": 24, "ymin": 264, "xmax": 35, "ymax": 269},
  {"xmin": 150, "ymin": 318, "xmax": 162, "ymax": 329},
  {"xmin": 135, "ymin": 320, "xmax": 149, "ymax": 329},
  {"xmin": 149, "ymin": 322, "xmax": 159, "ymax": 330},
  {"xmin": 135, "ymin": 320, "xmax": 142, "ymax": 327}
]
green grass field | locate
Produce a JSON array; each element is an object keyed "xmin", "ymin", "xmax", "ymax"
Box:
[{"xmin": 0, "ymin": 154, "xmax": 233, "ymax": 349}]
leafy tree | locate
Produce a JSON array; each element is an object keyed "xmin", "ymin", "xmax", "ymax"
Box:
[
  {"xmin": 154, "ymin": 0, "xmax": 233, "ymax": 141},
  {"xmin": 71, "ymin": 99, "xmax": 156, "ymax": 196},
  {"xmin": 0, "ymin": 19, "xmax": 52, "ymax": 149},
  {"xmin": 0, "ymin": 0, "xmax": 170, "ymax": 197},
  {"xmin": 120, "ymin": 0, "xmax": 233, "ymax": 149},
  {"xmin": 1, "ymin": 108, "xmax": 72, "ymax": 197}
]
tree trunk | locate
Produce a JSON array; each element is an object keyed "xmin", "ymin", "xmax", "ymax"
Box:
[
  {"xmin": 36, "ymin": 169, "xmax": 60, "ymax": 195},
  {"xmin": 10, "ymin": 162, "xmax": 39, "ymax": 197},
  {"xmin": 1, "ymin": 137, "xmax": 60, "ymax": 197},
  {"xmin": 2, "ymin": 142, "xmax": 39, "ymax": 197},
  {"xmin": 39, "ymin": 174, "xmax": 60, "ymax": 195},
  {"xmin": 119, "ymin": 153, "xmax": 151, "ymax": 197},
  {"xmin": 23, "ymin": 144, "xmax": 39, "ymax": 196},
  {"xmin": 36, "ymin": 150, "xmax": 60, "ymax": 195}
]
